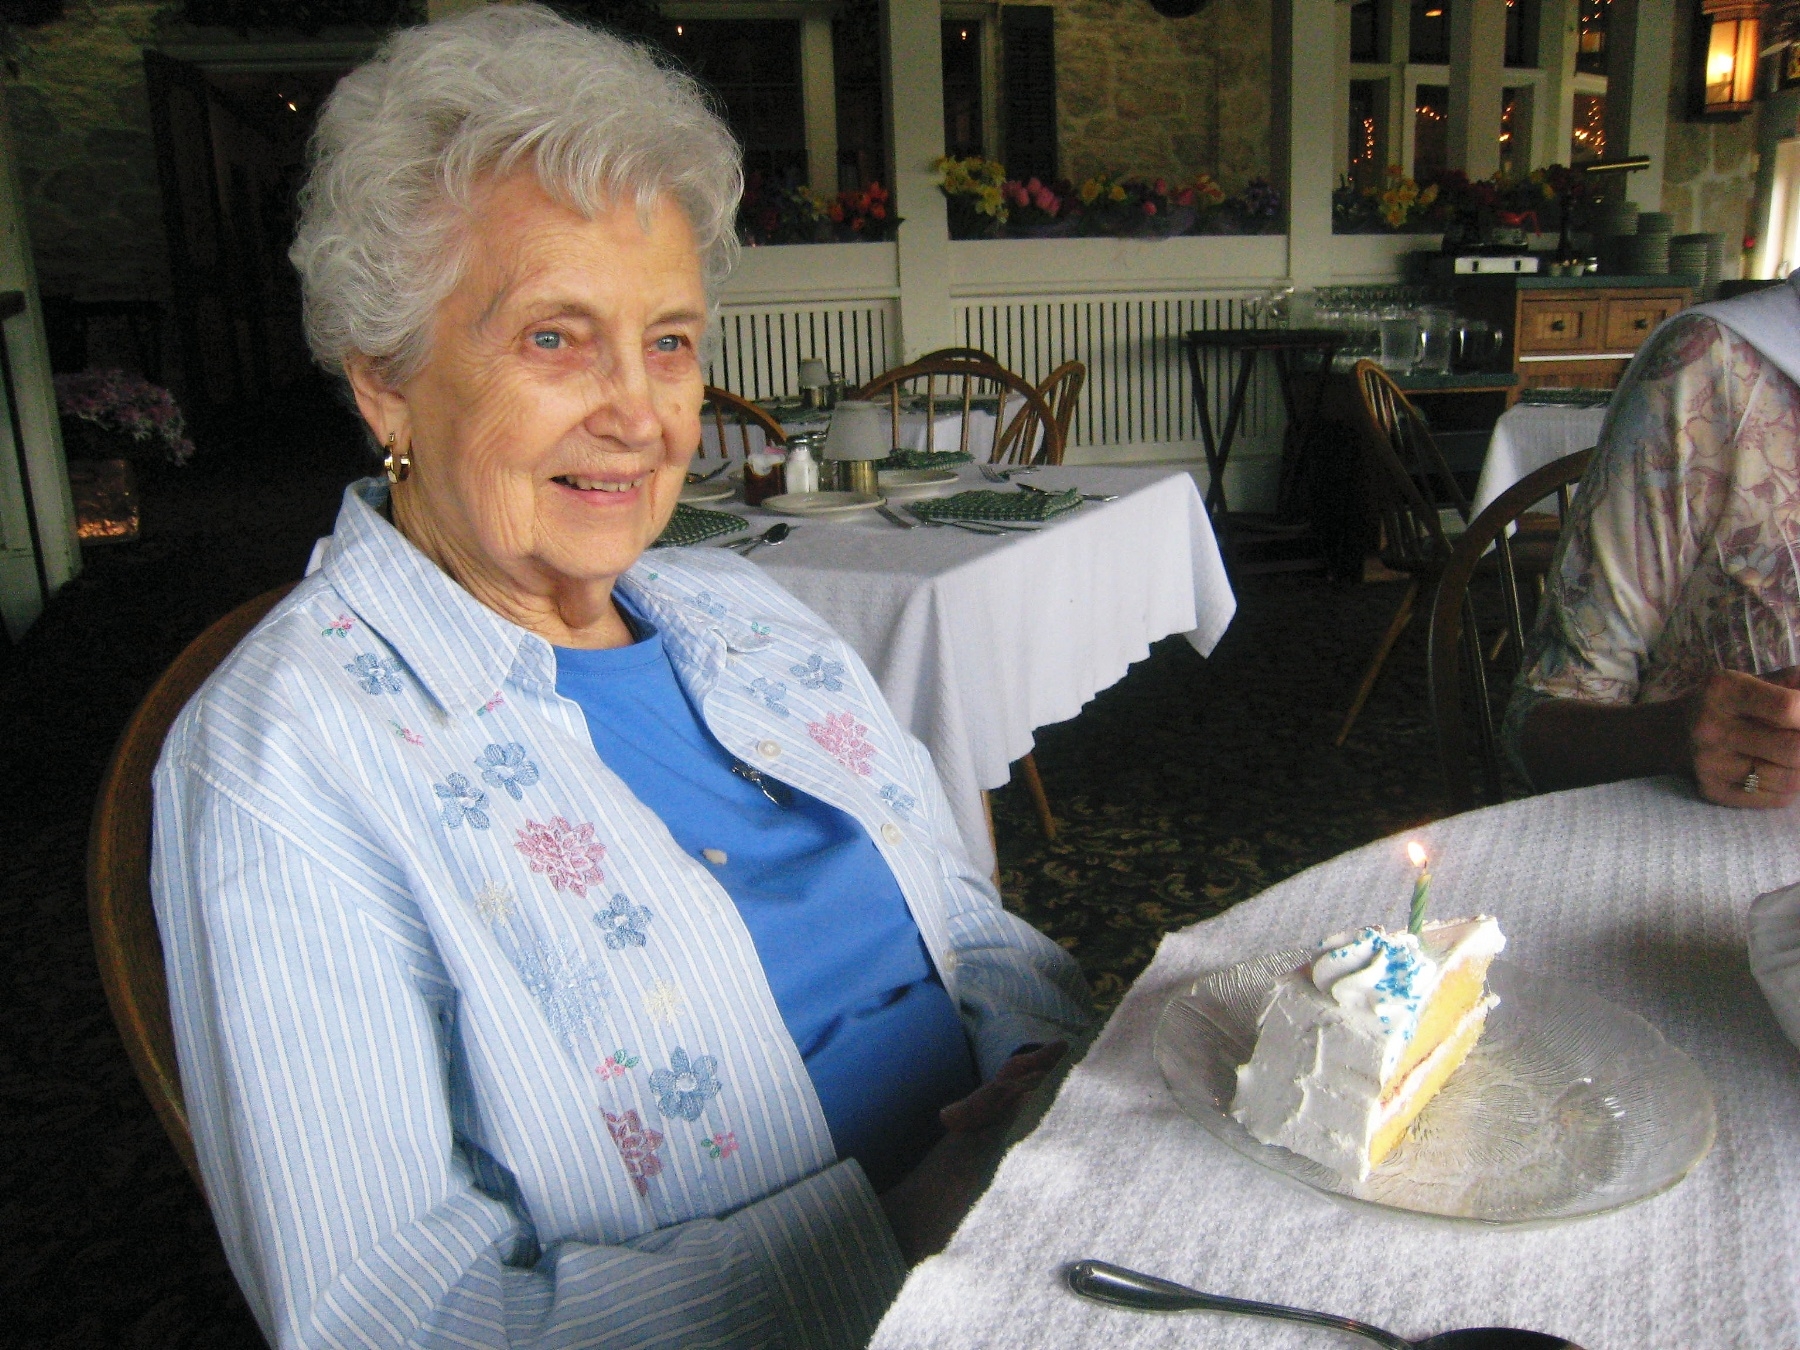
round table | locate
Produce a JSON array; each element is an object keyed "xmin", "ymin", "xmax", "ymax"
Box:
[{"xmin": 872, "ymin": 778, "xmax": 1800, "ymax": 1349}]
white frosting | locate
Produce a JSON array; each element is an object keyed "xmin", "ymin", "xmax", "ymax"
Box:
[{"xmin": 1230, "ymin": 916, "xmax": 1505, "ymax": 1180}]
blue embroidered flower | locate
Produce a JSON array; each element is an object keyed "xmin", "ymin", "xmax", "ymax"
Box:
[
  {"xmin": 593, "ymin": 893, "xmax": 653, "ymax": 950},
  {"xmin": 511, "ymin": 939, "xmax": 610, "ymax": 1043},
  {"xmin": 790, "ymin": 652, "xmax": 845, "ymax": 692},
  {"xmin": 434, "ymin": 773, "xmax": 491, "ymax": 829},
  {"xmin": 747, "ymin": 677, "xmax": 789, "ymax": 717},
  {"xmin": 476, "ymin": 742, "xmax": 540, "ymax": 801},
  {"xmin": 346, "ymin": 652, "xmax": 404, "ymax": 695},
  {"xmin": 880, "ymin": 783, "xmax": 917, "ymax": 819},
  {"xmin": 686, "ymin": 591, "xmax": 727, "ymax": 620},
  {"xmin": 650, "ymin": 1047, "xmax": 722, "ymax": 1122}
]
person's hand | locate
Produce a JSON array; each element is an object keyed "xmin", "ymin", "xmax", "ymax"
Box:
[
  {"xmin": 880, "ymin": 1041, "xmax": 1067, "ymax": 1263},
  {"xmin": 1686, "ymin": 668, "xmax": 1800, "ymax": 808}
]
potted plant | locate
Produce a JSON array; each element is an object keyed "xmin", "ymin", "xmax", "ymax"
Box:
[{"xmin": 54, "ymin": 368, "xmax": 195, "ymax": 545}]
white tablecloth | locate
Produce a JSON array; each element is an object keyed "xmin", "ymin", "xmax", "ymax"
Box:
[
  {"xmin": 746, "ymin": 464, "xmax": 1234, "ymax": 876},
  {"xmin": 872, "ymin": 777, "xmax": 1800, "ymax": 1349},
  {"xmin": 1471, "ymin": 403, "xmax": 1609, "ymax": 517}
]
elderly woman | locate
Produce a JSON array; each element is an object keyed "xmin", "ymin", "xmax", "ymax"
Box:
[
  {"xmin": 150, "ymin": 9, "xmax": 1090, "ymax": 1347},
  {"xmin": 1508, "ymin": 276, "xmax": 1800, "ymax": 809}
]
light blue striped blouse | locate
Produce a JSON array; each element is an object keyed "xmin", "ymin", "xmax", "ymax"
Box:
[{"xmin": 151, "ymin": 479, "xmax": 1092, "ymax": 1349}]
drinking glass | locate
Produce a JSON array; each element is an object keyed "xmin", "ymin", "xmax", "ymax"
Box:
[
  {"xmin": 1378, "ymin": 310, "xmax": 1419, "ymax": 373},
  {"xmin": 1415, "ymin": 309, "xmax": 1453, "ymax": 373}
]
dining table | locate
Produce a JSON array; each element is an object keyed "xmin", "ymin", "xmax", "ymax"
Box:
[
  {"xmin": 870, "ymin": 776, "xmax": 1800, "ymax": 1349},
  {"xmin": 1471, "ymin": 400, "xmax": 1609, "ymax": 518},
  {"xmin": 709, "ymin": 462, "xmax": 1234, "ymax": 878}
]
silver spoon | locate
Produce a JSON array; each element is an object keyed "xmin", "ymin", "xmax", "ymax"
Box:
[
  {"xmin": 734, "ymin": 522, "xmax": 792, "ymax": 556},
  {"xmin": 1065, "ymin": 1261, "xmax": 1582, "ymax": 1350}
]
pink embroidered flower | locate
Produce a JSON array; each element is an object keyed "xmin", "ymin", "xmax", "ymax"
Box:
[
  {"xmin": 388, "ymin": 721, "xmax": 423, "ymax": 747},
  {"xmin": 515, "ymin": 816, "xmax": 607, "ymax": 896},
  {"xmin": 478, "ymin": 692, "xmax": 505, "ymax": 716},
  {"xmin": 603, "ymin": 1108, "xmax": 665, "ymax": 1196},
  {"xmin": 594, "ymin": 1049, "xmax": 640, "ymax": 1082},
  {"xmin": 322, "ymin": 614, "xmax": 354, "ymax": 638},
  {"xmin": 807, "ymin": 711, "xmax": 875, "ymax": 776},
  {"xmin": 705, "ymin": 1131, "xmax": 739, "ymax": 1161}
]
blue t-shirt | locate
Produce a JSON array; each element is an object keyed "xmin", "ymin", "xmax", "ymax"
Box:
[{"xmin": 554, "ymin": 606, "xmax": 977, "ymax": 1189}]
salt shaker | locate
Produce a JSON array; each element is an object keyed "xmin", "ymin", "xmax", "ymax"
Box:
[{"xmin": 784, "ymin": 435, "xmax": 820, "ymax": 494}]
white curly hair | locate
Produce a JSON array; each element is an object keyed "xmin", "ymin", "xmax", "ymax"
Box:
[{"xmin": 289, "ymin": 3, "xmax": 741, "ymax": 386}]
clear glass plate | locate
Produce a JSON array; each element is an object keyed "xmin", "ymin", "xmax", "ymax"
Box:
[{"xmin": 1154, "ymin": 952, "xmax": 1716, "ymax": 1225}]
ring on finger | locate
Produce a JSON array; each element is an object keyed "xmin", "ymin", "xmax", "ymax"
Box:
[{"xmin": 1743, "ymin": 767, "xmax": 1763, "ymax": 794}]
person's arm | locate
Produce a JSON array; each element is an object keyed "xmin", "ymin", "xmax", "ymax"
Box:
[{"xmin": 153, "ymin": 747, "xmax": 903, "ymax": 1350}]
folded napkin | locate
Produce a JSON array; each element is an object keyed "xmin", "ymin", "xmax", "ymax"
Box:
[
  {"xmin": 883, "ymin": 448, "xmax": 973, "ymax": 470},
  {"xmin": 1518, "ymin": 387, "xmax": 1613, "ymax": 408},
  {"xmin": 653, "ymin": 503, "xmax": 748, "ymax": 548},
  {"xmin": 908, "ymin": 487, "xmax": 1082, "ymax": 523}
]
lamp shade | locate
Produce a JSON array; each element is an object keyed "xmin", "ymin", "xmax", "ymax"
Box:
[
  {"xmin": 1691, "ymin": 0, "xmax": 1761, "ymax": 118},
  {"xmin": 797, "ymin": 358, "xmax": 829, "ymax": 389},
  {"xmin": 822, "ymin": 400, "xmax": 891, "ymax": 461}
]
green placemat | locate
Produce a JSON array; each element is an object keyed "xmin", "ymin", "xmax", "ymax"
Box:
[
  {"xmin": 1517, "ymin": 387, "xmax": 1613, "ymax": 408},
  {"xmin": 653, "ymin": 503, "xmax": 749, "ymax": 548},
  {"xmin": 908, "ymin": 487, "xmax": 1082, "ymax": 523},
  {"xmin": 884, "ymin": 448, "xmax": 974, "ymax": 470}
]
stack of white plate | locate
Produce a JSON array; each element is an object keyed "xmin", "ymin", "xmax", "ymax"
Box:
[
  {"xmin": 1670, "ymin": 233, "xmax": 1724, "ymax": 295},
  {"xmin": 1628, "ymin": 212, "xmax": 1673, "ymax": 274}
]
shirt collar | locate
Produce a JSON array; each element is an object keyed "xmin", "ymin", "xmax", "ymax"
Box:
[{"xmin": 319, "ymin": 478, "xmax": 733, "ymax": 718}]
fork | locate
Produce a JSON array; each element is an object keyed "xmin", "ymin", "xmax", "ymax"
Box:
[
  {"xmin": 1016, "ymin": 481, "xmax": 1119, "ymax": 503},
  {"xmin": 978, "ymin": 464, "xmax": 1011, "ymax": 483}
]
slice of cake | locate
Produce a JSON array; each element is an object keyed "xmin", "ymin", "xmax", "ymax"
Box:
[{"xmin": 1230, "ymin": 917, "xmax": 1505, "ymax": 1180}]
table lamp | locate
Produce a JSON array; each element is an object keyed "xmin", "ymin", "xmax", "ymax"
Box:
[
  {"xmin": 798, "ymin": 357, "xmax": 829, "ymax": 409},
  {"xmin": 823, "ymin": 399, "xmax": 889, "ymax": 495}
]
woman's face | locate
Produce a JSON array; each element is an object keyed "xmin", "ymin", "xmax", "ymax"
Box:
[{"xmin": 363, "ymin": 173, "xmax": 707, "ymax": 629}]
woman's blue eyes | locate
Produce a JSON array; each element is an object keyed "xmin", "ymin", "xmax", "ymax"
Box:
[
  {"xmin": 654, "ymin": 335, "xmax": 685, "ymax": 353},
  {"xmin": 531, "ymin": 331, "xmax": 563, "ymax": 350},
  {"xmin": 529, "ymin": 333, "xmax": 686, "ymax": 352}
]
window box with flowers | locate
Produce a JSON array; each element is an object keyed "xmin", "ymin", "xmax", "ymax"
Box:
[
  {"xmin": 935, "ymin": 157, "xmax": 1284, "ymax": 241},
  {"xmin": 1333, "ymin": 165, "xmax": 1575, "ymax": 244},
  {"xmin": 736, "ymin": 175, "xmax": 901, "ymax": 246}
]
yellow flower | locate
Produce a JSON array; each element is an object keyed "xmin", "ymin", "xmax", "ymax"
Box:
[
  {"xmin": 1078, "ymin": 179, "xmax": 1101, "ymax": 204},
  {"xmin": 1108, "ymin": 183, "xmax": 1127, "ymax": 202},
  {"xmin": 1418, "ymin": 183, "xmax": 1438, "ymax": 208}
]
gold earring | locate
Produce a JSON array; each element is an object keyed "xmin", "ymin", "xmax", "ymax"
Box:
[{"xmin": 383, "ymin": 431, "xmax": 411, "ymax": 485}]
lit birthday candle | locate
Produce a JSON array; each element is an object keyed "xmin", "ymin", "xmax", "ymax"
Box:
[{"xmin": 1406, "ymin": 841, "xmax": 1431, "ymax": 935}]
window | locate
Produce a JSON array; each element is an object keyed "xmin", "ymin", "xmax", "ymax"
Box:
[
  {"xmin": 1348, "ymin": 79, "xmax": 1386, "ymax": 193},
  {"xmin": 1411, "ymin": 0, "xmax": 1450, "ymax": 64},
  {"xmin": 1349, "ymin": 0, "xmax": 1380, "ymax": 63},
  {"xmin": 1504, "ymin": 0, "xmax": 1539, "ymax": 68},
  {"xmin": 833, "ymin": 5, "xmax": 887, "ymax": 191},
  {"xmin": 1576, "ymin": 0, "xmax": 1610, "ymax": 77},
  {"xmin": 668, "ymin": 21, "xmax": 806, "ymax": 185},
  {"xmin": 1415, "ymin": 84, "xmax": 1449, "ymax": 182},
  {"xmin": 1001, "ymin": 6, "xmax": 1057, "ymax": 183},
  {"xmin": 1572, "ymin": 91, "xmax": 1606, "ymax": 162},
  {"xmin": 942, "ymin": 20, "xmax": 984, "ymax": 160}
]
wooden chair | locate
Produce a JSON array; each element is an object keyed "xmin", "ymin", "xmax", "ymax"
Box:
[
  {"xmin": 915, "ymin": 346, "xmax": 999, "ymax": 364},
  {"xmin": 87, "ymin": 581, "xmax": 297, "ymax": 1190},
  {"xmin": 1036, "ymin": 360, "xmax": 1085, "ymax": 453},
  {"xmin": 1333, "ymin": 360, "xmax": 1473, "ymax": 747},
  {"xmin": 703, "ymin": 385, "xmax": 787, "ymax": 462},
  {"xmin": 1428, "ymin": 447, "xmax": 1592, "ymax": 811},
  {"xmin": 855, "ymin": 356, "xmax": 1064, "ymax": 467}
]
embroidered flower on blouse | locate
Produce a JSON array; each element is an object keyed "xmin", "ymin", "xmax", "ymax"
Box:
[
  {"xmin": 749, "ymin": 619, "xmax": 772, "ymax": 636},
  {"xmin": 322, "ymin": 614, "xmax": 354, "ymax": 638},
  {"xmin": 808, "ymin": 711, "xmax": 875, "ymax": 776},
  {"xmin": 593, "ymin": 893, "xmax": 653, "ymax": 949},
  {"xmin": 472, "ymin": 881, "xmax": 516, "ymax": 924},
  {"xmin": 791, "ymin": 652, "xmax": 846, "ymax": 692},
  {"xmin": 345, "ymin": 652, "xmax": 404, "ymax": 695},
  {"xmin": 747, "ymin": 677, "xmax": 789, "ymax": 717},
  {"xmin": 704, "ymin": 1131, "xmax": 739, "ymax": 1161},
  {"xmin": 686, "ymin": 590, "xmax": 727, "ymax": 620},
  {"xmin": 514, "ymin": 817, "xmax": 607, "ymax": 896},
  {"xmin": 513, "ymin": 940, "xmax": 611, "ymax": 1042},
  {"xmin": 603, "ymin": 1108, "xmax": 666, "ymax": 1197},
  {"xmin": 650, "ymin": 1046, "xmax": 722, "ymax": 1122},
  {"xmin": 477, "ymin": 692, "xmax": 505, "ymax": 717},
  {"xmin": 476, "ymin": 742, "xmax": 540, "ymax": 801},
  {"xmin": 879, "ymin": 783, "xmax": 917, "ymax": 818},
  {"xmin": 435, "ymin": 773, "xmax": 491, "ymax": 830},
  {"xmin": 388, "ymin": 720, "xmax": 424, "ymax": 747},
  {"xmin": 643, "ymin": 979, "xmax": 686, "ymax": 1024},
  {"xmin": 595, "ymin": 1048, "xmax": 640, "ymax": 1081}
]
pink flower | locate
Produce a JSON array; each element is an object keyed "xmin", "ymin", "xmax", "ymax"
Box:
[
  {"xmin": 808, "ymin": 711, "xmax": 876, "ymax": 776},
  {"xmin": 1143, "ymin": 201, "xmax": 1157, "ymax": 215},
  {"xmin": 515, "ymin": 816, "xmax": 607, "ymax": 897},
  {"xmin": 1003, "ymin": 180, "xmax": 1029, "ymax": 207},
  {"xmin": 603, "ymin": 1109, "xmax": 665, "ymax": 1196}
]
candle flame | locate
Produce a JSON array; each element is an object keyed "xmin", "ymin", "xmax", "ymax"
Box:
[{"xmin": 1407, "ymin": 841, "xmax": 1428, "ymax": 869}]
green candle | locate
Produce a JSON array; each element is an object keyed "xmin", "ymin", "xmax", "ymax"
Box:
[{"xmin": 1407, "ymin": 841, "xmax": 1430, "ymax": 935}]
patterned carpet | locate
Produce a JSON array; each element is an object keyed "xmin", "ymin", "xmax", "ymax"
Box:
[{"xmin": 0, "ymin": 412, "xmax": 1453, "ymax": 1345}]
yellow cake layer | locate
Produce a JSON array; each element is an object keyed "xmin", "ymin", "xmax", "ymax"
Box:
[
  {"xmin": 1369, "ymin": 1000, "xmax": 1491, "ymax": 1167},
  {"xmin": 1384, "ymin": 952, "xmax": 1496, "ymax": 1097}
]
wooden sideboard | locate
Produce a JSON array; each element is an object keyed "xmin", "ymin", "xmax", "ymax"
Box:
[{"xmin": 1449, "ymin": 275, "xmax": 1692, "ymax": 395}]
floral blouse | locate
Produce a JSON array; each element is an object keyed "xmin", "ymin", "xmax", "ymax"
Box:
[
  {"xmin": 1506, "ymin": 313, "xmax": 1800, "ymax": 768},
  {"xmin": 151, "ymin": 480, "xmax": 1092, "ymax": 1350}
]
